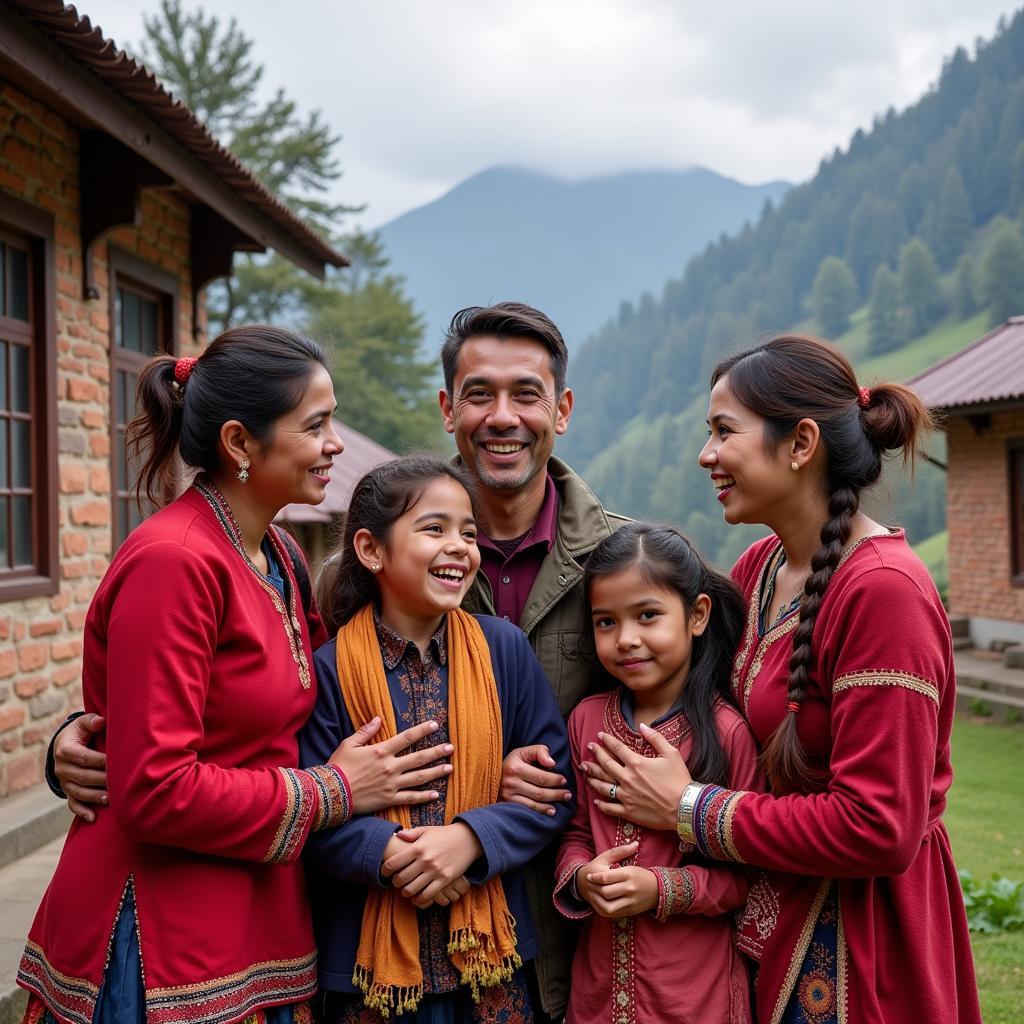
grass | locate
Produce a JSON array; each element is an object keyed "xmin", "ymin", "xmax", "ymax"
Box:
[
  {"xmin": 856, "ymin": 310, "xmax": 990, "ymax": 381},
  {"xmin": 946, "ymin": 717, "xmax": 1024, "ymax": 1023}
]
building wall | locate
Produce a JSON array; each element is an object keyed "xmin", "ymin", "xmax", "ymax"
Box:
[
  {"xmin": 0, "ymin": 82, "xmax": 201, "ymax": 795},
  {"xmin": 947, "ymin": 407, "xmax": 1024, "ymax": 633}
]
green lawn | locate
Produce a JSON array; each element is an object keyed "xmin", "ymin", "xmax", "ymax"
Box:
[
  {"xmin": 946, "ymin": 717, "xmax": 1024, "ymax": 1023},
  {"xmin": 913, "ymin": 529, "xmax": 948, "ymax": 598}
]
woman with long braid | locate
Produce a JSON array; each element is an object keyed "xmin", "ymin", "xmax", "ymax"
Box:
[{"xmin": 581, "ymin": 335, "xmax": 981, "ymax": 1024}]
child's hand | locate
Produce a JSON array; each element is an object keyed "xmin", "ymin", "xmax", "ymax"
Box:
[
  {"xmin": 381, "ymin": 823, "xmax": 483, "ymax": 909},
  {"xmin": 576, "ymin": 841, "xmax": 656, "ymax": 918}
]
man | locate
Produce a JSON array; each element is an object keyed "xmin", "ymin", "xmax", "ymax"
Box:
[
  {"xmin": 438, "ymin": 302, "xmax": 628, "ymax": 1019},
  {"xmin": 54, "ymin": 301, "xmax": 626, "ymax": 1021}
]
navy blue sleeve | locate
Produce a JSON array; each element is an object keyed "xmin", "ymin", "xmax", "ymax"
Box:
[
  {"xmin": 456, "ymin": 618, "xmax": 574, "ymax": 884},
  {"xmin": 299, "ymin": 640, "xmax": 399, "ymax": 887}
]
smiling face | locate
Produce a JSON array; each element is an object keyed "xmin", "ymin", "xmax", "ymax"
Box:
[
  {"xmin": 589, "ymin": 565, "xmax": 709, "ymax": 716},
  {"xmin": 247, "ymin": 364, "xmax": 343, "ymax": 509},
  {"xmin": 698, "ymin": 374, "xmax": 799, "ymax": 528},
  {"xmin": 439, "ymin": 336, "xmax": 573, "ymax": 493},
  {"xmin": 371, "ymin": 475, "xmax": 481, "ymax": 634}
]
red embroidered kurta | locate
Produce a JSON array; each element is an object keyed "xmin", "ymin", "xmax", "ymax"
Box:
[
  {"xmin": 703, "ymin": 532, "xmax": 981, "ymax": 1024},
  {"xmin": 19, "ymin": 485, "xmax": 342, "ymax": 1024},
  {"xmin": 555, "ymin": 691, "xmax": 760, "ymax": 1024}
]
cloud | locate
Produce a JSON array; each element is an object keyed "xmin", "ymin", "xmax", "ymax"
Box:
[{"xmin": 82, "ymin": 0, "xmax": 1019, "ymax": 225}]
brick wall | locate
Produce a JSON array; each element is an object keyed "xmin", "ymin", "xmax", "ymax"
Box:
[
  {"xmin": 0, "ymin": 82, "xmax": 202, "ymax": 795},
  {"xmin": 947, "ymin": 407, "xmax": 1024, "ymax": 626}
]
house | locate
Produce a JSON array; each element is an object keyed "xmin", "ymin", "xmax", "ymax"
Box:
[
  {"xmin": 277, "ymin": 419, "xmax": 395, "ymax": 573},
  {"xmin": 0, "ymin": 0, "xmax": 347, "ymax": 795},
  {"xmin": 909, "ymin": 316, "xmax": 1024, "ymax": 651}
]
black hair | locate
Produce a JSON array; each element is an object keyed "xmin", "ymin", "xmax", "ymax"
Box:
[
  {"xmin": 317, "ymin": 455, "xmax": 477, "ymax": 634},
  {"xmin": 128, "ymin": 324, "xmax": 328, "ymax": 504},
  {"xmin": 584, "ymin": 522, "xmax": 747, "ymax": 786},
  {"xmin": 712, "ymin": 333, "xmax": 933, "ymax": 793},
  {"xmin": 440, "ymin": 301, "xmax": 569, "ymax": 396}
]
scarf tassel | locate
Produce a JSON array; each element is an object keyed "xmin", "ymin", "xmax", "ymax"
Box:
[
  {"xmin": 448, "ymin": 919, "xmax": 524, "ymax": 1001},
  {"xmin": 353, "ymin": 964, "xmax": 424, "ymax": 1018}
]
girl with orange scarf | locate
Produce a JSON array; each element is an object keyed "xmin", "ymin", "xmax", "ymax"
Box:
[{"xmin": 300, "ymin": 456, "xmax": 573, "ymax": 1024}]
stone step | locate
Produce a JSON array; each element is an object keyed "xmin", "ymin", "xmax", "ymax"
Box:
[
  {"xmin": 956, "ymin": 664, "xmax": 1024, "ymax": 700},
  {"xmin": 0, "ymin": 785, "xmax": 70, "ymax": 873},
  {"xmin": 956, "ymin": 683, "xmax": 1024, "ymax": 723}
]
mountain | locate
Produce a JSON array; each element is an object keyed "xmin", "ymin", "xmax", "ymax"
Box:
[
  {"xmin": 557, "ymin": 11, "xmax": 1024, "ymax": 569},
  {"xmin": 376, "ymin": 166, "xmax": 790, "ymax": 351}
]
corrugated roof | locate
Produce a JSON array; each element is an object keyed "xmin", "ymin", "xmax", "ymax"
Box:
[
  {"xmin": 276, "ymin": 421, "xmax": 396, "ymax": 525},
  {"xmin": 907, "ymin": 316, "xmax": 1024, "ymax": 410},
  {"xmin": 6, "ymin": 0, "xmax": 347, "ymax": 269}
]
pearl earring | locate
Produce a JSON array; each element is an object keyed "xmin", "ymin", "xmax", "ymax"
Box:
[
  {"xmin": 790, "ymin": 461, "xmax": 799, "ymax": 472},
  {"xmin": 237, "ymin": 459, "xmax": 250, "ymax": 484},
  {"xmin": 370, "ymin": 563, "xmax": 380, "ymax": 572}
]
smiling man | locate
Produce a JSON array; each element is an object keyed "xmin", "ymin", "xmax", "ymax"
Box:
[{"xmin": 439, "ymin": 302, "xmax": 629, "ymax": 1022}]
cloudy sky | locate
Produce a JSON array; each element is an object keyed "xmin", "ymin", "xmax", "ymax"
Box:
[{"xmin": 83, "ymin": 0, "xmax": 1020, "ymax": 228}]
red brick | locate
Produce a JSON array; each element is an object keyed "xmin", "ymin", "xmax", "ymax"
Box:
[
  {"xmin": 29, "ymin": 618, "xmax": 60, "ymax": 637},
  {"xmin": 62, "ymin": 530, "xmax": 88, "ymax": 557},
  {"xmin": 90, "ymin": 434, "xmax": 110, "ymax": 457},
  {"xmin": 50, "ymin": 591, "xmax": 70, "ymax": 613},
  {"xmin": 0, "ymin": 706, "xmax": 26, "ymax": 732},
  {"xmin": 52, "ymin": 664, "xmax": 80, "ymax": 687},
  {"xmin": 18, "ymin": 642, "xmax": 49, "ymax": 672},
  {"xmin": 60, "ymin": 464, "xmax": 86, "ymax": 494},
  {"xmin": 50, "ymin": 639, "xmax": 83, "ymax": 662},
  {"xmin": 68, "ymin": 378, "xmax": 99, "ymax": 403},
  {"xmin": 89, "ymin": 467, "xmax": 111, "ymax": 493},
  {"xmin": 70, "ymin": 500, "xmax": 109, "ymax": 526},
  {"xmin": 65, "ymin": 608, "xmax": 88, "ymax": 630},
  {"xmin": 15, "ymin": 675, "xmax": 48, "ymax": 698},
  {"xmin": 82, "ymin": 409, "xmax": 105, "ymax": 428},
  {"xmin": 7, "ymin": 751, "xmax": 42, "ymax": 793},
  {"xmin": 0, "ymin": 651, "xmax": 15, "ymax": 678}
]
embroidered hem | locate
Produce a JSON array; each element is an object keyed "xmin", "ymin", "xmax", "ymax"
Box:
[
  {"xmin": 691, "ymin": 784, "xmax": 748, "ymax": 863},
  {"xmin": 552, "ymin": 858, "xmax": 593, "ymax": 920},
  {"xmin": 306, "ymin": 763, "xmax": 353, "ymax": 830},
  {"xmin": 264, "ymin": 768, "xmax": 319, "ymax": 864}
]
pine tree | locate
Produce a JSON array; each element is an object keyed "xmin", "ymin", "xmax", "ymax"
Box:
[
  {"xmin": 931, "ymin": 167, "xmax": 973, "ymax": 269},
  {"xmin": 952, "ymin": 253, "xmax": 978, "ymax": 319},
  {"xmin": 980, "ymin": 217, "xmax": 1024, "ymax": 325},
  {"xmin": 810, "ymin": 256, "xmax": 858, "ymax": 337},
  {"xmin": 898, "ymin": 238, "xmax": 945, "ymax": 337},
  {"xmin": 868, "ymin": 264, "xmax": 903, "ymax": 354}
]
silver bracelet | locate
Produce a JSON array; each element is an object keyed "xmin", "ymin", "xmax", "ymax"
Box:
[{"xmin": 676, "ymin": 781, "xmax": 706, "ymax": 844}]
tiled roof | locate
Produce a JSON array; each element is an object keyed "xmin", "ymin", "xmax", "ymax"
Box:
[
  {"xmin": 6, "ymin": 0, "xmax": 347, "ymax": 269},
  {"xmin": 276, "ymin": 421, "xmax": 396, "ymax": 524},
  {"xmin": 907, "ymin": 317, "xmax": 1024, "ymax": 411}
]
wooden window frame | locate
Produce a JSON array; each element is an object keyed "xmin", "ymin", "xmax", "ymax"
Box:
[
  {"xmin": 0, "ymin": 192, "xmax": 56, "ymax": 601},
  {"xmin": 108, "ymin": 249, "xmax": 178, "ymax": 549},
  {"xmin": 1010, "ymin": 437, "xmax": 1024, "ymax": 588}
]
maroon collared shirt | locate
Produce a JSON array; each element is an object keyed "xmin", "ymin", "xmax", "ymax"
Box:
[{"xmin": 477, "ymin": 474, "xmax": 559, "ymax": 626}]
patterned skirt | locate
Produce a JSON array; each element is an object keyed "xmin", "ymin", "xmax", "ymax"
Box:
[{"xmin": 778, "ymin": 882, "xmax": 840, "ymax": 1024}]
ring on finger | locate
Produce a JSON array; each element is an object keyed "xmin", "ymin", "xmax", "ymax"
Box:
[{"xmin": 608, "ymin": 783, "xmax": 617, "ymax": 801}]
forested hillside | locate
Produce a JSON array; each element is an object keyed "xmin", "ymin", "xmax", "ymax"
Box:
[{"xmin": 561, "ymin": 11, "xmax": 1024, "ymax": 568}]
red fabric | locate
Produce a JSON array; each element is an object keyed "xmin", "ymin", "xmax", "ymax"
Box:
[
  {"xmin": 726, "ymin": 532, "xmax": 982, "ymax": 1024},
  {"xmin": 556, "ymin": 692, "xmax": 759, "ymax": 1024},
  {"xmin": 20, "ymin": 488, "xmax": 330, "ymax": 1024},
  {"xmin": 478, "ymin": 473, "xmax": 558, "ymax": 624}
]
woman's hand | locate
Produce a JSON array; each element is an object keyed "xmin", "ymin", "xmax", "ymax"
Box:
[
  {"xmin": 329, "ymin": 718, "xmax": 454, "ymax": 814},
  {"xmin": 576, "ymin": 841, "xmax": 657, "ymax": 918},
  {"xmin": 500, "ymin": 744, "xmax": 572, "ymax": 816},
  {"xmin": 381, "ymin": 823, "xmax": 483, "ymax": 908},
  {"xmin": 582, "ymin": 725, "xmax": 692, "ymax": 831},
  {"xmin": 54, "ymin": 714, "xmax": 109, "ymax": 822}
]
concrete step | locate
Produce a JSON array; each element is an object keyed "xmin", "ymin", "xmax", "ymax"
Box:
[
  {"xmin": 956, "ymin": 683, "xmax": 1024, "ymax": 723},
  {"xmin": 0, "ymin": 785, "xmax": 70, "ymax": 872},
  {"xmin": 956, "ymin": 653, "xmax": 1024, "ymax": 700},
  {"xmin": 0, "ymin": 836, "xmax": 63, "ymax": 1024}
]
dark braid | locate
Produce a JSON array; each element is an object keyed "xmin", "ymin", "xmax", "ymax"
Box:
[{"xmin": 712, "ymin": 334, "xmax": 934, "ymax": 794}]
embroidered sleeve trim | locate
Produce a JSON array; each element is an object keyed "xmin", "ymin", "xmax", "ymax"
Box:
[
  {"xmin": 264, "ymin": 767, "xmax": 318, "ymax": 864},
  {"xmin": 306, "ymin": 763, "xmax": 353, "ymax": 831},
  {"xmin": 651, "ymin": 867, "xmax": 695, "ymax": 921},
  {"xmin": 692, "ymin": 784, "xmax": 749, "ymax": 863},
  {"xmin": 832, "ymin": 670, "xmax": 940, "ymax": 706},
  {"xmin": 552, "ymin": 858, "xmax": 594, "ymax": 920}
]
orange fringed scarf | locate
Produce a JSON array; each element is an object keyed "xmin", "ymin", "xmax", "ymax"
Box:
[{"xmin": 335, "ymin": 605, "xmax": 521, "ymax": 1017}]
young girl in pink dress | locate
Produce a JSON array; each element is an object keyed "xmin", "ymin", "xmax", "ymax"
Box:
[{"xmin": 554, "ymin": 522, "xmax": 761, "ymax": 1024}]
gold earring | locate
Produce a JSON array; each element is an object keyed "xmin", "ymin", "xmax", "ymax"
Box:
[
  {"xmin": 790, "ymin": 461, "xmax": 799, "ymax": 472},
  {"xmin": 237, "ymin": 459, "xmax": 250, "ymax": 484},
  {"xmin": 370, "ymin": 563, "xmax": 380, "ymax": 572}
]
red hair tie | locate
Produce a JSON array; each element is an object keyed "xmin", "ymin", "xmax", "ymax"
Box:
[
  {"xmin": 174, "ymin": 357, "xmax": 198, "ymax": 385},
  {"xmin": 786, "ymin": 700, "xmax": 800, "ymax": 714},
  {"xmin": 857, "ymin": 386, "xmax": 871, "ymax": 409}
]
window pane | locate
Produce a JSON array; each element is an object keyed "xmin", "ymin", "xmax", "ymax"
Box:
[
  {"xmin": 122, "ymin": 290, "xmax": 142, "ymax": 352},
  {"xmin": 116, "ymin": 428, "xmax": 127, "ymax": 493},
  {"xmin": 12, "ymin": 419, "xmax": 29, "ymax": 488},
  {"xmin": 11, "ymin": 344, "xmax": 28, "ymax": 414},
  {"xmin": 0, "ymin": 340, "xmax": 7, "ymax": 412},
  {"xmin": 129, "ymin": 500, "xmax": 144, "ymax": 532},
  {"xmin": 115, "ymin": 369, "xmax": 127, "ymax": 427},
  {"xmin": 118, "ymin": 500, "xmax": 128, "ymax": 544},
  {"xmin": 7, "ymin": 245, "xmax": 28, "ymax": 321},
  {"xmin": 114, "ymin": 288, "xmax": 123, "ymax": 349},
  {"xmin": 12, "ymin": 495, "xmax": 30, "ymax": 566},
  {"xmin": 0, "ymin": 419, "xmax": 8, "ymax": 488},
  {"xmin": 141, "ymin": 297, "xmax": 159, "ymax": 355},
  {"xmin": 0, "ymin": 498, "xmax": 8, "ymax": 568}
]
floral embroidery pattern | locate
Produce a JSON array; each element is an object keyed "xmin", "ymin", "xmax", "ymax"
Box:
[
  {"xmin": 831, "ymin": 670, "xmax": 939, "ymax": 705},
  {"xmin": 736, "ymin": 872, "xmax": 781, "ymax": 961},
  {"xmin": 779, "ymin": 885, "xmax": 841, "ymax": 1024},
  {"xmin": 651, "ymin": 867, "xmax": 695, "ymax": 921}
]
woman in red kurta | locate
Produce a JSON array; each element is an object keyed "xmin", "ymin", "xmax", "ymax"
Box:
[
  {"xmin": 582, "ymin": 335, "xmax": 982, "ymax": 1024},
  {"xmin": 19, "ymin": 327, "xmax": 452, "ymax": 1024}
]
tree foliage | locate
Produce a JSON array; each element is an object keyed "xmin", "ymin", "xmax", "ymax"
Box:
[
  {"xmin": 868, "ymin": 264, "xmax": 903, "ymax": 354},
  {"xmin": 810, "ymin": 256, "xmax": 858, "ymax": 337},
  {"xmin": 980, "ymin": 217, "xmax": 1024, "ymax": 325},
  {"xmin": 898, "ymin": 238, "xmax": 945, "ymax": 337}
]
